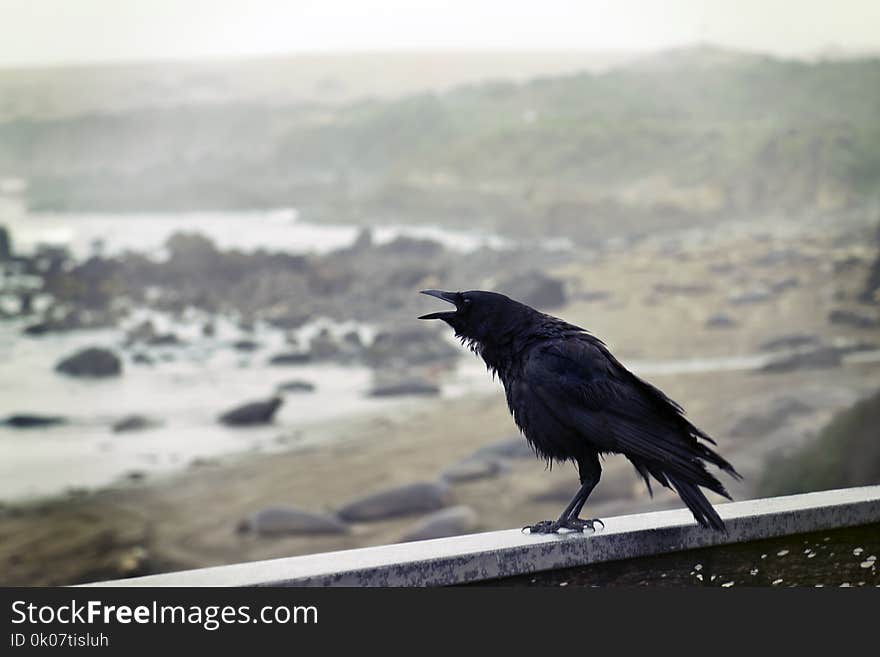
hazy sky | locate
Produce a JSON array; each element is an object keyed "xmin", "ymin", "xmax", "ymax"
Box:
[{"xmin": 1, "ymin": 0, "xmax": 879, "ymax": 67}]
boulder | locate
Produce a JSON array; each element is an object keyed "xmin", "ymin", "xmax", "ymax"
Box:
[
  {"xmin": 705, "ymin": 313, "xmax": 738, "ymax": 329},
  {"xmin": 276, "ymin": 380, "xmax": 316, "ymax": 393},
  {"xmin": 770, "ymin": 277, "xmax": 799, "ymax": 293},
  {"xmin": 397, "ymin": 506, "xmax": 479, "ymax": 542},
  {"xmin": 3, "ymin": 414, "xmax": 66, "ymax": 428},
  {"xmin": 0, "ymin": 224, "xmax": 11, "ymax": 259},
  {"xmin": 653, "ymin": 283, "xmax": 712, "ymax": 296},
  {"xmin": 219, "ymin": 397, "xmax": 283, "ymax": 426},
  {"xmin": 862, "ymin": 243, "xmax": 880, "ymax": 303},
  {"xmin": 148, "ymin": 333, "xmax": 184, "ymax": 347},
  {"xmin": 577, "ymin": 290, "xmax": 612, "ymax": 303},
  {"xmin": 268, "ymin": 352, "xmax": 312, "ymax": 366},
  {"xmin": 112, "ymin": 415, "xmax": 161, "ymax": 433},
  {"xmin": 232, "ymin": 339, "xmax": 260, "ymax": 352},
  {"xmin": 368, "ymin": 374, "xmax": 440, "ymax": 397},
  {"xmin": 55, "ymin": 347, "xmax": 122, "ymax": 378},
  {"xmin": 759, "ymin": 333, "xmax": 821, "ymax": 351},
  {"xmin": 442, "ymin": 457, "xmax": 507, "ymax": 483},
  {"xmin": 498, "ymin": 271, "xmax": 566, "ymax": 309},
  {"xmin": 760, "ymin": 347, "xmax": 843, "ymax": 373},
  {"xmin": 238, "ymin": 507, "xmax": 348, "ymax": 536},
  {"xmin": 337, "ymin": 481, "xmax": 450, "ymax": 522},
  {"xmin": 366, "ymin": 327, "xmax": 458, "ymax": 367},
  {"xmin": 125, "ymin": 319, "xmax": 158, "ymax": 345},
  {"xmin": 828, "ymin": 309, "xmax": 880, "ymax": 330},
  {"xmin": 309, "ymin": 330, "xmax": 343, "ymax": 360},
  {"xmin": 729, "ymin": 287, "xmax": 772, "ymax": 305}
]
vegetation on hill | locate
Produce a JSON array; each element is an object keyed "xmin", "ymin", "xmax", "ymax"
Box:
[
  {"xmin": 758, "ymin": 389, "xmax": 880, "ymax": 496},
  {"xmin": 1, "ymin": 48, "xmax": 879, "ymax": 243}
]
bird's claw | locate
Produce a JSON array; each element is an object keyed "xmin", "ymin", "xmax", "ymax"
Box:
[{"xmin": 522, "ymin": 517, "xmax": 603, "ymax": 534}]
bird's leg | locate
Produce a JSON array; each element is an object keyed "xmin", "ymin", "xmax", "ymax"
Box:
[{"xmin": 524, "ymin": 454, "xmax": 603, "ymax": 534}]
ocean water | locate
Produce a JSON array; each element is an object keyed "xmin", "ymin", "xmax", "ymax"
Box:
[
  {"xmin": 0, "ymin": 310, "xmax": 484, "ymax": 501},
  {"xmin": 2, "ymin": 205, "xmax": 518, "ymax": 259},
  {"xmin": 0, "ymin": 200, "xmax": 528, "ymax": 500}
]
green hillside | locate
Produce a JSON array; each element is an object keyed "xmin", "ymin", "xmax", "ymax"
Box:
[{"xmin": 759, "ymin": 389, "xmax": 880, "ymax": 497}]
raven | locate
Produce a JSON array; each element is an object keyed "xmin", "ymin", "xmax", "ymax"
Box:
[{"xmin": 419, "ymin": 289, "xmax": 740, "ymax": 533}]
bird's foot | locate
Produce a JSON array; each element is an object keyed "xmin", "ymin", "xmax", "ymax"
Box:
[{"xmin": 522, "ymin": 517, "xmax": 604, "ymax": 534}]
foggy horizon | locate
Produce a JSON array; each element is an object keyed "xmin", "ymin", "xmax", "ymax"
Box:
[{"xmin": 2, "ymin": 0, "xmax": 880, "ymax": 68}]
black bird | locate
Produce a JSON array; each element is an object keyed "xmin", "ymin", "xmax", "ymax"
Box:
[{"xmin": 419, "ymin": 289, "xmax": 740, "ymax": 533}]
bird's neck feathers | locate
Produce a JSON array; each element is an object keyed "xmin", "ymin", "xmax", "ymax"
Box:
[{"xmin": 459, "ymin": 311, "xmax": 546, "ymax": 378}]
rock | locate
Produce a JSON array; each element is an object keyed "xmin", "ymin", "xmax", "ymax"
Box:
[
  {"xmin": 309, "ymin": 329, "xmax": 342, "ymax": 360},
  {"xmin": 709, "ymin": 262, "xmax": 737, "ymax": 275},
  {"xmin": 753, "ymin": 248, "xmax": 814, "ymax": 267},
  {"xmin": 760, "ymin": 347, "xmax": 843, "ymax": 373},
  {"xmin": 3, "ymin": 415, "xmax": 66, "ymax": 428},
  {"xmin": 350, "ymin": 227, "xmax": 373, "ymax": 251},
  {"xmin": 577, "ymin": 290, "xmax": 611, "ymax": 302},
  {"xmin": 276, "ymin": 380, "xmax": 316, "ymax": 393},
  {"xmin": 268, "ymin": 351, "xmax": 311, "ymax": 366},
  {"xmin": 759, "ymin": 333, "xmax": 821, "ymax": 351},
  {"xmin": 232, "ymin": 339, "xmax": 261, "ymax": 352},
  {"xmin": 112, "ymin": 415, "xmax": 161, "ymax": 433},
  {"xmin": 705, "ymin": 312, "xmax": 738, "ymax": 329},
  {"xmin": 239, "ymin": 507, "xmax": 348, "ymax": 536},
  {"xmin": 368, "ymin": 374, "xmax": 440, "ymax": 397},
  {"xmin": 729, "ymin": 398, "xmax": 813, "ymax": 437},
  {"xmin": 219, "ymin": 397, "xmax": 283, "ymax": 426},
  {"xmin": 378, "ymin": 236, "xmax": 444, "ymax": 258},
  {"xmin": 0, "ymin": 224, "xmax": 11, "ymax": 259},
  {"xmin": 653, "ymin": 283, "xmax": 712, "ymax": 296},
  {"xmin": 862, "ymin": 239, "xmax": 880, "ymax": 303},
  {"xmin": 498, "ymin": 270, "xmax": 566, "ymax": 309},
  {"xmin": 148, "ymin": 333, "xmax": 184, "ymax": 346},
  {"xmin": 397, "ymin": 506, "xmax": 478, "ymax": 542},
  {"xmin": 366, "ymin": 327, "xmax": 458, "ymax": 367},
  {"xmin": 342, "ymin": 330, "xmax": 363, "ymax": 349},
  {"xmin": 337, "ymin": 481, "xmax": 451, "ymax": 522},
  {"xmin": 729, "ymin": 287, "xmax": 772, "ymax": 305},
  {"xmin": 472, "ymin": 437, "xmax": 535, "ymax": 460},
  {"xmin": 125, "ymin": 319, "xmax": 158, "ymax": 344},
  {"xmin": 770, "ymin": 277, "xmax": 799, "ymax": 293},
  {"xmin": 442, "ymin": 457, "xmax": 507, "ymax": 483},
  {"xmin": 265, "ymin": 308, "xmax": 312, "ymax": 330},
  {"xmin": 55, "ymin": 347, "xmax": 122, "ymax": 378},
  {"xmin": 202, "ymin": 321, "xmax": 216, "ymax": 337},
  {"xmin": 23, "ymin": 310, "xmax": 110, "ymax": 335},
  {"xmin": 131, "ymin": 352, "xmax": 155, "ymax": 365},
  {"xmin": 828, "ymin": 309, "xmax": 880, "ymax": 329}
]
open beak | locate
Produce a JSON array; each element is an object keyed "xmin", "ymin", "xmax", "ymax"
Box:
[{"xmin": 418, "ymin": 289, "xmax": 458, "ymax": 320}]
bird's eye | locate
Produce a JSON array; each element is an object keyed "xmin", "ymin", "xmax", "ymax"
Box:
[{"xmin": 463, "ymin": 298, "xmax": 472, "ymax": 306}]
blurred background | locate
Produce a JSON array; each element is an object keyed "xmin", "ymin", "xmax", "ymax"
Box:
[{"xmin": 1, "ymin": 0, "xmax": 879, "ymax": 585}]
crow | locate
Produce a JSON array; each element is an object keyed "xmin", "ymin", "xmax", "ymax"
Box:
[{"xmin": 419, "ymin": 289, "xmax": 740, "ymax": 533}]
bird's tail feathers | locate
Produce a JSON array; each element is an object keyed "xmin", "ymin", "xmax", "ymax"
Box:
[{"xmin": 669, "ymin": 475, "xmax": 727, "ymax": 531}]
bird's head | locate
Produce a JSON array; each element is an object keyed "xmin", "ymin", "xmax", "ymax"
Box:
[{"xmin": 418, "ymin": 289, "xmax": 533, "ymax": 347}]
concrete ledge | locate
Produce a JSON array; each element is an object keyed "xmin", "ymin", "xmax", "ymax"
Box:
[{"xmin": 86, "ymin": 485, "xmax": 880, "ymax": 587}]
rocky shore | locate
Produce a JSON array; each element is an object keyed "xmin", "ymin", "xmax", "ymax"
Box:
[{"xmin": 0, "ymin": 213, "xmax": 878, "ymax": 584}]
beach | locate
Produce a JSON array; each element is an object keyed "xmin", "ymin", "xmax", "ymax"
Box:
[{"xmin": 2, "ymin": 210, "xmax": 878, "ymax": 585}]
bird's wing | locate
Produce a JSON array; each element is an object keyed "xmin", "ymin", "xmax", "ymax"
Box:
[{"xmin": 517, "ymin": 337, "xmax": 734, "ymax": 486}]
